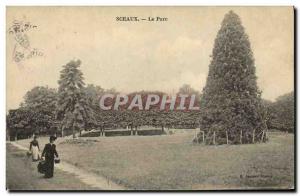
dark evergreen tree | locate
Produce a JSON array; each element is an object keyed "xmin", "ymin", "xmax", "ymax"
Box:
[
  {"xmin": 56, "ymin": 60, "xmax": 94, "ymax": 138},
  {"xmin": 199, "ymin": 11, "xmax": 267, "ymax": 144}
]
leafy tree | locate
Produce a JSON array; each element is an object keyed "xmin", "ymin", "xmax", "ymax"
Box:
[
  {"xmin": 7, "ymin": 108, "xmax": 33, "ymax": 140},
  {"xmin": 178, "ymin": 84, "xmax": 201, "ymax": 101},
  {"xmin": 176, "ymin": 84, "xmax": 201, "ymax": 129},
  {"xmin": 199, "ymin": 11, "xmax": 267, "ymax": 144},
  {"xmin": 84, "ymin": 84, "xmax": 105, "ymax": 108},
  {"xmin": 83, "ymin": 84, "xmax": 105, "ymax": 129},
  {"xmin": 7, "ymin": 86, "xmax": 58, "ymax": 140},
  {"xmin": 267, "ymin": 92, "xmax": 294, "ymax": 132},
  {"xmin": 23, "ymin": 86, "xmax": 57, "ymax": 132},
  {"xmin": 23, "ymin": 86, "xmax": 57, "ymax": 108},
  {"xmin": 83, "ymin": 85, "xmax": 120, "ymax": 129},
  {"xmin": 56, "ymin": 60, "xmax": 94, "ymax": 138}
]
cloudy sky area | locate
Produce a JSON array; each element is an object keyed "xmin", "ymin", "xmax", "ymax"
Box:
[{"xmin": 7, "ymin": 7, "xmax": 294, "ymax": 110}]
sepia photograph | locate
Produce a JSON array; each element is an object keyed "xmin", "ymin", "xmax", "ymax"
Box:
[{"xmin": 6, "ymin": 6, "xmax": 295, "ymax": 191}]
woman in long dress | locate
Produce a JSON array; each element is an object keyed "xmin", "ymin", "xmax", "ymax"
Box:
[
  {"xmin": 41, "ymin": 136, "xmax": 59, "ymax": 178},
  {"xmin": 29, "ymin": 136, "xmax": 40, "ymax": 162}
]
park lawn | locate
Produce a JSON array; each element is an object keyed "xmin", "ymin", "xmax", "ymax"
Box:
[{"xmin": 55, "ymin": 131, "xmax": 294, "ymax": 190}]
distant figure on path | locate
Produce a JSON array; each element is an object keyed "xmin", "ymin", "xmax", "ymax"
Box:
[
  {"xmin": 41, "ymin": 136, "xmax": 59, "ymax": 178},
  {"xmin": 29, "ymin": 136, "xmax": 40, "ymax": 162}
]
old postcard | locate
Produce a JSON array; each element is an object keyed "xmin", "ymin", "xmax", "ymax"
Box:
[{"xmin": 6, "ymin": 6, "xmax": 294, "ymax": 191}]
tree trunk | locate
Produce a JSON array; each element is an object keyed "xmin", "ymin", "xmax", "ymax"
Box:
[
  {"xmin": 226, "ymin": 131, "xmax": 229, "ymax": 144},
  {"xmin": 61, "ymin": 126, "xmax": 64, "ymax": 137},
  {"xmin": 6, "ymin": 129, "xmax": 10, "ymax": 141},
  {"xmin": 213, "ymin": 131, "xmax": 216, "ymax": 145},
  {"xmin": 261, "ymin": 130, "xmax": 265, "ymax": 142},
  {"xmin": 240, "ymin": 130, "xmax": 243, "ymax": 144},
  {"xmin": 72, "ymin": 125, "xmax": 75, "ymax": 139},
  {"xmin": 15, "ymin": 129, "xmax": 18, "ymax": 141}
]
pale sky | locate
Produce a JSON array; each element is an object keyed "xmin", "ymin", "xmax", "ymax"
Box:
[{"xmin": 6, "ymin": 6, "xmax": 294, "ymax": 110}]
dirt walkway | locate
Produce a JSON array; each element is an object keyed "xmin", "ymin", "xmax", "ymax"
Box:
[
  {"xmin": 7, "ymin": 141, "xmax": 127, "ymax": 190},
  {"xmin": 7, "ymin": 144, "xmax": 94, "ymax": 190}
]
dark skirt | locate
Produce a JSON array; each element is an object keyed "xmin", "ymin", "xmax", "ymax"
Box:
[{"xmin": 44, "ymin": 158, "xmax": 54, "ymax": 178}]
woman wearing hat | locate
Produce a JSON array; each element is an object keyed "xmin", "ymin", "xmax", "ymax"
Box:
[{"xmin": 41, "ymin": 136, "xmax": 59, "ymax": 178}]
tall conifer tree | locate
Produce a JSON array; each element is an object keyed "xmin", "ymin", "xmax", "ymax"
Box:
[
  {"xmin": 199, "ymin": 11, "xmax": 267, "ymax": 144},
  {"xmin": 57, "ymin": 60, "xmax": 94, "ymax": 138}
]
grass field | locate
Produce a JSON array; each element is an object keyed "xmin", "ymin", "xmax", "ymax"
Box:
[{"xmin": 15, "ymin": 131, "xmax": 294, "ymax": 190}]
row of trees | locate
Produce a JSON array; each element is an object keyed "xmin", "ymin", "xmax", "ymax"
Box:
[
  {"xmin": 6, "ymin": 73, "xmax": 294, "ymax": 141},
  {"xmin": 6, "ymin": 60, "xmax": 201, "ymax": 139}
]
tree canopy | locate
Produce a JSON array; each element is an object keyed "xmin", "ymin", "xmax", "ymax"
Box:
[
  {"xmin": 7, "ymin": 86, "xmax": 58, "ymax": 139},
  {"xmin": 266, "ymin": 92, "xmax": 294, "ymax": 132}
]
